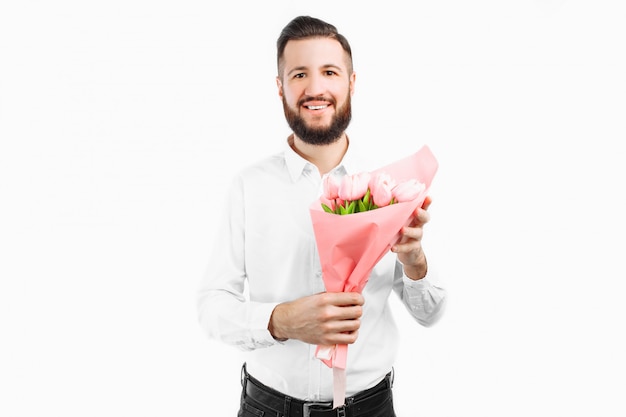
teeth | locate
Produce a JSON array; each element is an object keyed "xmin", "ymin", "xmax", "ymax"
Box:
[{"xmin": 307, "ymin": 105, "xmax": 327, "ymax": 110}]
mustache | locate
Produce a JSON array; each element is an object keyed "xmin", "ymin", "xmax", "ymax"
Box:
[{"xmin": 298, "ymin": 96, "xmax": 336, "ymax": 106}]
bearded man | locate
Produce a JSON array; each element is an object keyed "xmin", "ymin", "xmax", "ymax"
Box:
[{"xmin": 197, "ymin": 15, "xmax": 447, "ymax": 417}]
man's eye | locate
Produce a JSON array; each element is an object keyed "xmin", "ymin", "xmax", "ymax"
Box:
[
  {"xmin": 325, "ymin": 71, "xmax": 336, "ymax": 76},
  {"xmin": 294, "ymin": 73, "xmax": 306, "ymax": 78}
]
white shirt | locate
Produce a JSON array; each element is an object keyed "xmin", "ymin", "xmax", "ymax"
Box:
[{"xmin": 197, "ymin": 138, "xmax": 447, "ymax": 401}]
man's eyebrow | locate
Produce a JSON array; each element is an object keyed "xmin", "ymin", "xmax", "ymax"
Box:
[
  {"xmin": 287, "ymin": 64, "xmax": 343, "ymax": 77},
  {"xmin": 287, "ymin": 66, "xmax": 308, "ymax": 76},
  {"xmin": 321, "ymin": 64, "xmax": 343, "ymax": 73}
]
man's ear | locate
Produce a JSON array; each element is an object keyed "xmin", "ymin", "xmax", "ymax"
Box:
[
  {"xmin": 349, "ymin": 71, "xmax": 356, "ymax": 96},
  {"xmin": 276, "ymin": 77, "xmax": 283, "ymax": 99}
]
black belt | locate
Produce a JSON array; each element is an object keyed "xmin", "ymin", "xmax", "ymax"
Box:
[{"xmin": 241, "ymin": 364, "xmax": 394, "ymax": 417}]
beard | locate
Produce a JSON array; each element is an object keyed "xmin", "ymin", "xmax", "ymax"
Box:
[{"xmin": 282, "ymin": 94, "xmax": 352, "ymax": 146}]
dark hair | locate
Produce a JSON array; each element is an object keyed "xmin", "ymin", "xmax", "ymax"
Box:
[{"xmin": 276, "ymin": 16, "xmax": 353, "ymax": 77}]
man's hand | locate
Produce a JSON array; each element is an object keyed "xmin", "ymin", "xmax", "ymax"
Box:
[
  {"xmin": 391, "ymin": 196, "xmax": 432, "ymax": 280},
  {"xmin": 268, "ymin": 292, "xmax": 364, "ymax": 345}
]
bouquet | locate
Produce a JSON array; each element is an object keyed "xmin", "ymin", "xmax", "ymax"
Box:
[
  {"xmin": 309, "ymin": 145, "xmax": 439, "ymax": 407},
  {"xmin": 321, "ymin": 171, "xmax": 426, "ymax": 215}
]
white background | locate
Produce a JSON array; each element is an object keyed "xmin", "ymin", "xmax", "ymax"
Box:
[{"xmin": 1, "ymin": 1, "xmax": 625, "ymax": 416}]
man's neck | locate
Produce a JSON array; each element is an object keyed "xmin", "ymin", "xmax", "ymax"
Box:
[{"xmin": 289, "ymin": 134, "xmax": 349, "ymax": 176}]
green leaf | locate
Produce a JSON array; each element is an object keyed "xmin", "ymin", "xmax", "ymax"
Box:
[
  {"xmin": 363, "ymin": 189, "xmax": 371, "ymax": 205},
  {"xmin": 358, "ymin": 200, "xmax": 367, "ymax": 212},
  {"xmin": 347, "ymin": 200, "xmax": 356, "ymax": 214},
  {"xmin": 321, "ymin": 203, "xmax": 334, "ymax": 213}
]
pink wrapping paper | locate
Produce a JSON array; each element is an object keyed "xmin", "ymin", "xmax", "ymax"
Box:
[{"xmin": 309, "ymin": 145, "xmax": 438, "ymax": 406}]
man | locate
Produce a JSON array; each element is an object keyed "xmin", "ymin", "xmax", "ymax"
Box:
[{"xmin": 198, "ymin": 15, "xmax": 446, "ymax": 417}]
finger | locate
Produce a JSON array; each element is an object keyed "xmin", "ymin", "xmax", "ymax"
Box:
[
  {"xmin": 401, "ymin": 225, "xmax": 424, "ymax": 242},
  {"xmin": 330, "ymin": 317, "xmax": 361, "ymax": 333},
  {"xmin": 412, "ymin": 208, "xmax": 430, "ymax": 226},
  {"xmin": 392, "ymin": 225, "xmax": 423, "ymax": 251},
  {"xmin": 329, "ymin": 329, "xmax": 360, "ymax": 345},
  {"xmin": 392, "ymin": 239, "xmax": 422, "ymax": 254},
  {"xmin": 330, "ymin": 304, "xmax": 363, "ymax": 321},
  {"xmin": 321, "ymin": 318, "xmax": 361, "ymax": 345},
  {"xmin": 325, "ymin": 292, "xmax": 364, "ymax": 306},
  {"xmin": 421, "ymin": 195, "xmax": 432, "ymax": 210}
]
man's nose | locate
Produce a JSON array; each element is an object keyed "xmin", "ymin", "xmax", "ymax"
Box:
[{"xmin": 304, "ymin": 74, "xmax": 327, "ymax": 97}]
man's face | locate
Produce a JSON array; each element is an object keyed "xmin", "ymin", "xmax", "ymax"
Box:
[{"xmin": 277, "ymin": 38, "xmax": 356, "ymax": 145}]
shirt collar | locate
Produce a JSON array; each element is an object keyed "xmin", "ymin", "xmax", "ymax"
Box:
[
  {"xmin": 283, "ymin": 134, "xmax": 360, "ymax": 182},
  {"xmin": 283, "ymin": 136, "xmax": 316, "ymax": 182},
  {"xmin": 338, "ymin": 135, "xmax": 358, "ymax": 175}
]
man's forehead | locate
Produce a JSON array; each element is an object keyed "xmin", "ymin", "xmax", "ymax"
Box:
[
  {"xmin": 283, "ymin": 38, "xmax": 346, "ymax": 65},
  {"xmin": 282, "ymin": 38, "xmax": 348, "ymax": 68}
]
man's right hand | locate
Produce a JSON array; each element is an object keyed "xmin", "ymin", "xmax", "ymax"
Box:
[{"xmin": 268, "ymin": 292, "xmax": 364, "ymax": 345}]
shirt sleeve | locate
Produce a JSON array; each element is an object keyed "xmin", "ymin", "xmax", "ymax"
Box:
[
  {"xmin": 392, "ymin": 259, "xmax": 447, "ymax": 327},
  {"xmin": 196, "ymin": 175, "xmax": 281, "ymax": 351}
]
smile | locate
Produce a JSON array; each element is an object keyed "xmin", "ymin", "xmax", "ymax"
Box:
[{"xmin": 306, "ymin": 105, "xmax": 328, "ymax": 110}]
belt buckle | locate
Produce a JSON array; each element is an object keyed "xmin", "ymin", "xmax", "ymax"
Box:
[{"xmin": 302, "ymin": 401, "xmax": 333, "ymax": 417}]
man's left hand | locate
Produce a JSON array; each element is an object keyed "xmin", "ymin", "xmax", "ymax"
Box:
[{"xmin": 391, "ymin": 196, "xmax": 432, "ymax": 280}]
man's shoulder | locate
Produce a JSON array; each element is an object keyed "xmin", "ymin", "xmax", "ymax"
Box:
[{"xmin": 236, "ymin": 151, "xmax": 287, "ymax": 180}]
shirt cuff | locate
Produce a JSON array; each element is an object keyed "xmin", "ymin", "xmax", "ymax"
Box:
[
  {"xmin": 402, "ymin": 268, "xmax": 438, "ymax": 289},
  {"xmin": 248, "ymin": 302, "xmax": 283, "ymax": 348}
]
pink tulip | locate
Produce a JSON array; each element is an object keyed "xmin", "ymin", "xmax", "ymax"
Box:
[
  {"xmin": 322, "ymin": 174, "xmax": 341, "ymax": 200},
  {"xmin": 338, "ymin": 172, "xmax": 371, "ymax": 201},
  {"xmin": 369, "ymin": 172, "xmax": 396, "ymax": 207},
  {"xmin": 392, "ymin": 179, "xmax": 425, "ymax": 203},
  {"xmin": 320, "ymin": 195, "xmax": 336, "ymax": 213}
]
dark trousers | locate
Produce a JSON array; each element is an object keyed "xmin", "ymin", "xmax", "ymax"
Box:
[{"xmin": 238, "ymin": 364, "xmax": 396, "ymax": 417}]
